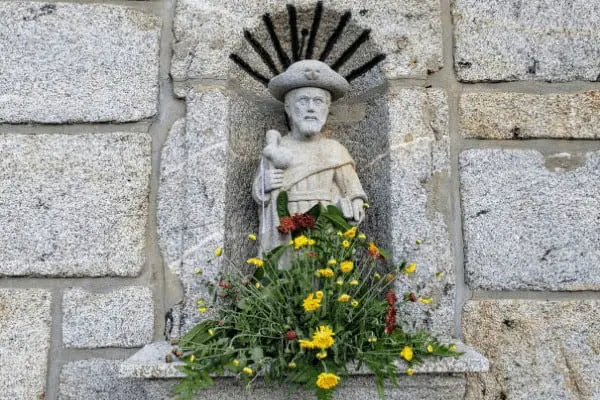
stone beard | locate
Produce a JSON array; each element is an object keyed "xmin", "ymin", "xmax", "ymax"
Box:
[{"xmin": 253, "ymin": 86, "xmax": 367, "ymax": 253}]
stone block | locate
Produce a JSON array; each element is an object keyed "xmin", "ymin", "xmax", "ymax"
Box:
[
  {"xmin": 460, "ymin": 149, "xmax": 600, "ymax": 290},
  {"xmin": 59, "ymin": 360, "xmax": 173, "ymax": 400},
  {"xmin": 63, "ymin": 287, "xmax": 153, "ymax": 348},
  {"xmin": 0, "ymin": 2, "xmax": 160, "ymax": 123},
  {"xmin": 0, "ymin": 133, "xmax": 151, "ymax": 277},
  {"xmin": 453, "ymin": 0, "xmax": 600, "ymax": 82},
  {"xmin": 172, "ymin": 0, "xmax": 442, "ymax": 96},
  {"xmin": 463, "ymin": 300, "xmax": 600, "ymax": 400},
  {"xmin": 460, "ymin": 91, "xmax": 600, "ymax": 139},
  {"xmin": 0, "ymin": 289, "xmax": 52, "ymax": 400},
  {"xmin": 388, "ymin": 87, "xmax": 455, "ymax": 337},
  {"xmin": 157, "ymin": 88, "xmax": 230, "ymax": 334}
]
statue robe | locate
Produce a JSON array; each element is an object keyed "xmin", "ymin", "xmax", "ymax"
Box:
[{"xmin": 252, "ymin": 136, "xmax": 367, "ymax": 254}]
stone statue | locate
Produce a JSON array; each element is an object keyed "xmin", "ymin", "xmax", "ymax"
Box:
[{"xmin": 252, "ymin": 60, "xmax": 367, "ymax": 253}]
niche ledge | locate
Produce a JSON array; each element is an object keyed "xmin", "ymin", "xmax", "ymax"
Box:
[{"xmin": 120, "ymin": 340, "xmax": 488, "ymax": 380}]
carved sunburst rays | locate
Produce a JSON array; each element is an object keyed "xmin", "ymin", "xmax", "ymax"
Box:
[{"xmin": 230, "ymin": 1, "xmax": 386, "ymax": 87}]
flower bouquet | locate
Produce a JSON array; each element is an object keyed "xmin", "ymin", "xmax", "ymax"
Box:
[{"xmin": 174, "ymin": 194, "xmax": 458, "ymax": 400}]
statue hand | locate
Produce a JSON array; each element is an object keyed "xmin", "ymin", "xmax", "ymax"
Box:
[
  {"xmin": 263, "ymin": 169, "xmax": 284, "ymax": 192},
  {"xmin": 352, "ymin": 198, "xmax": 365, "ymax": 223}
]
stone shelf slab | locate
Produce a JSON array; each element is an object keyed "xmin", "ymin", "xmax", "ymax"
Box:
[{"xmin": 120, "ymin": 340, "xmax": 488, "ymax": 380}]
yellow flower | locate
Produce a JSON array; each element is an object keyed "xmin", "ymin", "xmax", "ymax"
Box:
[
  {"xmin": 255, "ymin": 282, "xmax": 261, "ymax": 289},
  {"xmin": 189, "ymin": 354, "xmax": 195, "ymax": 362},
  {"xmin": 317, "ymin": 268, "xmax": 334, "ymax": 278},
  {"xmin": 308, "ymin": 239, "xmax": 316, "ymax": 245},
  {"xmin": 336, "ymin": 279, "xmax": 344, "ymax": 286},
  {"xmin": 419, "ymin": 297, "xmax": 433, "ymax": 305},
  {"xmin": 351, "ymin": 300, "xmax": 359, "ymax": 308},
  {"xmin": 368, "ymin": 336, "xmax": 377, "ymax": 343},
  {"xmin": 197, "ymin": 299, "xmax": 205, "ymax": 305},
  {"xmin": 343, "ymin": 227, "xmax": 357, "ymax": 238},
  {"xmin": 336, "ymin": 231, "xmax": 343, "ymax": 237},
  {"xmin": 327, "ymin": 259, "xmax": 337, "ymax": 265},
  {"xmin": 374, "ymin": 273, "xmax": 381, "ymax": 279},
  {"xmin": 293, "ymin": 235, "xmax": 310, "ymax": 250},
  {"xmin": 427, "ymin": 344, "xmax": 434, "ymax": 353},
  {"xmin": 312, "ymin": 325, "xmax": 335, "ymax": 349},
  {"xmin": 342, "ymin": 240, "xmax": 350, "ymax": 248},
  {"xmin": 247, "ymin": 233, "xmax": 257, "ymax": 241},
  {"xmin": 316, "ymin": 351, "xmax": 327, "ymax": 359},
  {"xmin": 400, "ymin": 346, "xmax": 414, "ymax": 361},
  {"xmin": 214, "ymin": 247, "xmax": 223, "ymax": 257},
  {"xmin": 302, "ymin": 293, "xmax": 322, "ymax": 312},
  {"xmin": 450, "ymin": 344, "xmax": 457, "ymax": 352},
  {"xmin": 316, "ymin": 372, "xmax": 340, "ymax": 390},
  {"xmin": 299, "ymin": 339, "xmax": 316, "ymax": 349},
  {"xmin": 208, "ymin": 329, "xmax": 215, "ymax": 336},
  {"xmin": 246, "ymin": 258, "xmax": 264, "ymax": 268},
  {"xmin": 194, "ymin": 268, "xmax": 202, "ymax": 275},
  {"xmin": 288, "ymin": 362, "xmax": 296, "ymax": 368},
  {"xmin": 406, "ymin": 368, "xmax": 414, "ymax": 376},
  {"xmin": 349, "ymin": 279, "xmax": 359, "ymax": 286},
  {"xmin": 358, "ymin": 233, "xmax": 367, "ymax": 240},
  {"xmin": 405, "ymin": 263, "xmax": 417, "ymax": 274},
  {"xmin": 338, "ymin": 294, "xmax": 351, "ymax": 303},
  {"xmin": 315, "ymin": 291, "xmax": 324, "ymax": 299},
  {"xmin": 340, "ymin": 260, "xmax": 354, "ymax": 273},
  {"xmin": 233, "ymin": 359, "xmax": 240, "ymax": 367},
  {"xmin": 243, "ymin": 367, "xmax": 253, "ymax": 376},
  {"xmin": 197, "ymin": 307, "xmax": 208, "ymax": 313}
]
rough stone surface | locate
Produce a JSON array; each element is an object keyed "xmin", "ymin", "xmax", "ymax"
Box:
[
  {"xmin": 0, "ymin": 133, "xmax": 151, "ymax": 277},
  {"xmin": 460, "ymin": 149, "xmax": 600, "ymax": 291},
  {"xmin": 172, "ymin": 0, "xmax": 442, "ymax": 96},
  {"xmin": 388, "ymin": 87, "xmax": 455, "ymax": 337},
  {"xmin": 0, "ymin": 2, "xmax": 161, "ymax": 123},
  {"xmin": 0, "ymin": 289, "xmax": 51, "ymax": 400},
  {"xmin": 464, "ymin": 300, "xmax": 600, "ymax": 400},
  {"xmin": 460, "ymin": 91, "xmax": 600, "ymax": 139},
  {"xmin": 63, "ymin": 287, "xmax": 153, "ymax": 348},
  {"xmin": 453, "ymin": 0, "xmax": 600, "ymax": 82},
  {"xmin": 158, "ymin": 88, "xmax": 230, "ymax": 334},
  {"xmin": 60, "ymin": 360, "xmax": 173, "ymax": 400}
]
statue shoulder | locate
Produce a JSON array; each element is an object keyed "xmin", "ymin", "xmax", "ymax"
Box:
[{"xmin": 322, "ymin": 138, "xmax": 354, "ymax": 162}]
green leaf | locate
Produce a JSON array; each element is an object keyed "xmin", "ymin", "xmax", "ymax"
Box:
[
  {"xmin": 277, "ymin": 191, "xmax": 290, "ymax": 218},
  {"xmin": 323, "ymin": 205, "xmax": 351, "ymax": 230},
  {"xmin": 307, "ymin": 203, "xmax": 323, "ymax": 219}
]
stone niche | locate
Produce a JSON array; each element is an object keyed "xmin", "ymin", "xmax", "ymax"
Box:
[{"xmin": 122, "ymin": 1, "xmax": 487, "ymax": 397}]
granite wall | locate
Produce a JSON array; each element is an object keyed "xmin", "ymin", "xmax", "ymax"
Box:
[{"xmin": 1, "ymin": 1, "xmax": 599, "ymax": 399}]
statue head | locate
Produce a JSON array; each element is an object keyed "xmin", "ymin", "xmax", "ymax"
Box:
[{"xmin": 284, "ymin": 87, "xmax": 331, "ymax": 139}]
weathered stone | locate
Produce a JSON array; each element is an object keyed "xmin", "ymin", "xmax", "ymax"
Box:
[
  {"xmin": 460, "ymin": 149, "xmax": 600, "ymax": 290},
  {"xmin": 63, "ymin": 287, "xmax": 153, "ymax": 348},
  {"xmin": 463, "ymin": 300, "xmax": 600, "ymax": 400},
  {"xmin": 388, "ymin": 87, "xmax": 454, "ymax": 337},
  {"xmin": 172, "ymin": 0, "xmax": 442, "ymax": 96},
  {"xmin": 0, "ymin": 133, "xmax": 151, "ymax": 277},
  {"xmin": 453, "ymin": 0, "xmax": 600, "ymax": 82},
  {"xmin": 0, "ymin": 2, "xmax": 161, "ymax": 123},
  {"xmin": 460, "ymin": 91, "xmax": 600, "ymax": 139},
  {"xmin": 59, "ymin": 360, "xmax": 173, "ymax": 400},
  {"xmin": 157, "ymin": 88, "xmax": 230, "ymax": 334},
  {"xmin": 0, "ymin": 289, "xmax": 51, "ymax": 400}
]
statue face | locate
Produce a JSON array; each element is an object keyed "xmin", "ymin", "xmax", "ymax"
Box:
[{"xmin": 284, "ymin": 87, "xmax": 331, "ymax": 139}]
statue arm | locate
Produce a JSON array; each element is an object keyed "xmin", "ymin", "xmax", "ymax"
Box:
[
  {"xmin": 252, "ymin": 165, "xmax": 271, "ymax": 204},
  {"xmin": 334, "ymin": 164, "xmax": 367, "ymax": 202}
]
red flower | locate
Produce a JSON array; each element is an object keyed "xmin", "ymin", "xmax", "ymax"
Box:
[
  {"xmin": 292, "ymin": 213, "xmax": 315, "ymax": 229},
  {"xmin": 277, "ymin": 216, "xmax": 296, "ymax": 234},
  {"xmin": 284, "ymin": 330, "xmax": 297, "ymax": 341},
  {"xmin": 384, "ymin": 289, "xmax": 397, "ymax": 335}
]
